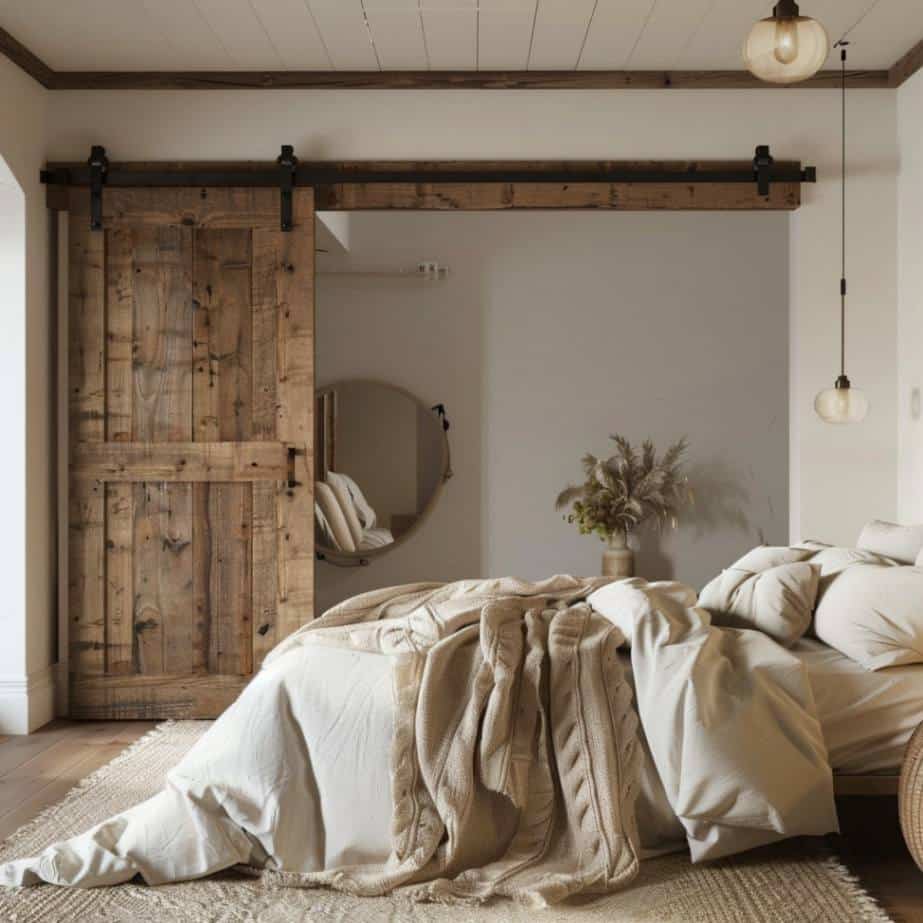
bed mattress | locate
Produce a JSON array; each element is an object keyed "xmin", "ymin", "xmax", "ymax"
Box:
[{"xmin": 791, "ymin": 638, "xmax": 923, "ymax": 774}]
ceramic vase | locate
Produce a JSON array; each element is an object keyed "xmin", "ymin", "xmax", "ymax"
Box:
[{"xmin": 601, "ymin": 530, "xmax": 634, "ymax": 579}]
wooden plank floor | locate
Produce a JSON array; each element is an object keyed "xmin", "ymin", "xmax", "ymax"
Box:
[
  {"xmin": 0, "ymin": 720, "xmax": 156, "ymax": 842},
  {"xmin": 0, "ymin": 722, "xmax": 921, "ymax": 920}
]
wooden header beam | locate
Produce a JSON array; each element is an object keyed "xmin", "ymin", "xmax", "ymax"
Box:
[{"xmin": 42, "ymin": 155, "xmax": 814, "ymax": 213}]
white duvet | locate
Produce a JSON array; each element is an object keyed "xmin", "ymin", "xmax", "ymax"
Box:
[{"xmin": 0, "ymin": 576, "xmax": 838, "ymax": 901}]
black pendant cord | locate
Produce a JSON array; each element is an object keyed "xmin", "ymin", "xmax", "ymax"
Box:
[{"xmin": 839, "ymin": 41, "xmax": 848, "ymax": 382}]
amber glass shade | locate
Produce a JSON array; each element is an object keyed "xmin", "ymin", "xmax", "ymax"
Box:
[{"xmin": 743, "ymin": 15, "xmax": 829, "ymax": 84}]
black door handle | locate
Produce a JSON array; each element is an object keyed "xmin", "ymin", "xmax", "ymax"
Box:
[{"xmin": 287, "ymin": 446, "xmax": 304, "ymax": 489}]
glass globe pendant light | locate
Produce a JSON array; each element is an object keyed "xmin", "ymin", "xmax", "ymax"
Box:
[
  {"xmin": 814, "ymin": 43, "xmax": 868, "ymax": 425},
  {"xmin": 743, "ymin": 0, "xmax": 829, "ymax": 84}
]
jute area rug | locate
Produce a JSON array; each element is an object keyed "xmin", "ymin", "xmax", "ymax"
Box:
[{"xmin": 0, "ymin": 721, "xmax": 892, "ymax": 923}]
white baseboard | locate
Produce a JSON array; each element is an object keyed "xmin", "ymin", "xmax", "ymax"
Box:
[{"xmin": 0, "ymin": 665, "xmax": 58, "ymax": 734}]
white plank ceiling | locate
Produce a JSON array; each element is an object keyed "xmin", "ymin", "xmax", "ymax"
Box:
[{"xmin": 0, "ymin": 0, "xmax": 919, "ymax": 72}]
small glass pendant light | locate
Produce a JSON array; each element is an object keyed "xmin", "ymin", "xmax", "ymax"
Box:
[
  {"xmin": 814, "ymin": 43, "xmax": 868, "ymax": 425},
  {"xmin": 743, "ymin": 1, "xmax": 829, "ymax": 85}
]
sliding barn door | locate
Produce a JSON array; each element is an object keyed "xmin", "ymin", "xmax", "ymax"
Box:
[{"xmin": 66, "ymin": 188, "xmax": 315, "ymax": 718}]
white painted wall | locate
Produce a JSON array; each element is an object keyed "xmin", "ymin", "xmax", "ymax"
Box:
[
  {"xmin": 0, "ymin": 56, "xmax": 53, "ymax": 733},
  {"xmin": 315, "ymin": 228, "xmax": 481, "ymax": 614},
  {"xmin": 316, "ymin": 210, "xmax": 789, "ymax": 613},
  {"xmin": 480, "ymin": 211, "xmax": 789, "ymax": 587},
  {"xmin": 898, "ymin": 69, "xmax": 923, "ymax": 523},
  {"xmin": 0, "ymin": 59, "xmax": 902, "ymax": 732},
  {"xmin": 44, "ymin": 88, "xmax": 899, "ymax": 550}
]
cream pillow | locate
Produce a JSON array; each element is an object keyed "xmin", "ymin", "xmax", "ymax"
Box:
[
  {"xmin": 857, "ymin": 519, "xmax": 923, "ymax": 565},
  {"xmin": 328, "ymin": 470, "xmax": 377, "ymax": 530},
  {"xmin": 326, "ymin": 476, "xmax": 364, "ymax": 548},
  {"xmin": 813, "ymin": 564, "xmax": 923, "ymax": 670},
  {"xmin": 698, "ymin": 560, "xmax": 820, "ymax": 647},
  {"xmin": 315, "ymin": 481, "xmax": 356, "ymax": 553},
  {"xmin": 808, "ymin": 546, "xmax": 900, "ymax": 602},
  {"xmin": 587, "ymin": 578, "xmax": 698, "ymax": 646},
  {"xmin": 727, "ymin": 545, "xmax": 815, "ymax": 571}
]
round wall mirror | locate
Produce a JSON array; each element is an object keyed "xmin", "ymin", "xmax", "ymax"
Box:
[{"xmin": 314, "ymin": 380, "xmax": 451, "ymax": 564}]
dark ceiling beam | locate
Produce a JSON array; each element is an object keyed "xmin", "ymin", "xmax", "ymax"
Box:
[
  {"xmin": 889, "ymin": 38, "xmax": 923, "ymax": 87},
  {"xmin": 47, "ymin": 67, "xmax": 890, "ymax": 91},
  {"xmin": 0, "ymin": 26, "xmax": 53, "ymax": 88}
]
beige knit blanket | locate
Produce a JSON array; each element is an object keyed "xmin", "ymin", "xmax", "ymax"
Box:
[{"xmin": 264, "ymin": 575, "xmax": 642, "ymax": 906}]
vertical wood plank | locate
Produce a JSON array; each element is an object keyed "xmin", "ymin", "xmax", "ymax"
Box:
[
  {"xmin": 105, "ymin": 227, "xmax": 134, "ymax": 443},
  {"xmin": 193, "ymin": 232, "xmax": 218, "ymax": 444},
  {"xmin": 193, "ymin": 228, "xmax": 252, "ymax": 441},
  {"xmin": 132, "ymin": 226, "xmax": 194, "ymax": 442},
  {"xmin": 132, "ymin": 483, "xmax": 165, "ymax": 675},
  {"xmin": 274, "ymin": 189, "xmax": 315, "ymax": 633},
  {"xmin": 251, "ymin": 482, "xmax": 278, "ymax": 666},
  {"xmin": 217, "ymin": 485, "xmax": 252, "ymax": 675},
  {"xmin": 251, "ymin": 230, "xmax": 279, "ymax": 441},
  {"xmin": 68, "ymin": 219, "xmax": 105, "ymax": 446},
  {"xmin": 132, "ymin": 483, "xmax": 195, "ymax": 675},
  {"xmin": 192, "ymin": 483, "xmax": 211, "ymax": 675},
  {"xmin": 162, "ymin": 484, "xmax": 196, "ymax": 674},
  {"xmin": 68, "ymin": 219, "xmax": 106, "ymax": 677},
  {"xmin": 130, "ymin": 226, "xmax": 196, "ymax": 679},
  {"xmin": 68, "ymin": 483, "xmax": 105, "ymax": 677},
  {"xmin": 104, "ymin": 228, "xmax": 135, "ymax": 678},
  {"xmin": 198, "ymin": 485, "xmax": 252, "ymax": 675},
  {"xmin": 193, "ymin": 228, "xmax": 254, "ymax": 675},
  {"xmin": 251, "ymin": 229, "xmax": 280, "ymax": 664},
  {"xmin": 104, "ymin": 483, "xmax": 133, "ymax": 676}
]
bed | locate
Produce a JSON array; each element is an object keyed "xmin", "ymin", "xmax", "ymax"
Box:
[
  {"xmin": 3, "ymin": 523, "xmax": 922, "ymax": 898},
  {"xmin": 692, "ymin": 520, "xmax": 923, "ymax": 802},
  {"xmin": 615, "ymin": 642, "xmax": 923, "ymax": 857},
  {"xmin": 0, "ymin": 576, "xmax": 842, "ymax": 900}
]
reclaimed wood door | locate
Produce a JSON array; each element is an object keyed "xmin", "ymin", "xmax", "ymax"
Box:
[{"xmin": 66, "ymin": 187, "xmax": 315, "ymax": 718}]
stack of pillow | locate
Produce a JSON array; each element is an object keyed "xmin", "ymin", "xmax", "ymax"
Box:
[
  {"xmin": 695, "ymin": 519, "xmax": 923, "ymax": 670},
  {"xmin": 315, "ymin": 472, "xmax": 393, "ymax": 553}
]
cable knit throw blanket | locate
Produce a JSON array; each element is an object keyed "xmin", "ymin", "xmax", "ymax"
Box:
[
  {"xmin": 0, "ymin": 576, "xmax": 838, "ymax": 908},
  {"xmin": 274, "ymin": 575, "xmax": 642, "ymax": 905}
]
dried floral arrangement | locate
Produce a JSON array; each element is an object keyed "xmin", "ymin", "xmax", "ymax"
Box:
[{"xmin": 555, "ymin": 435, "xmax": 692, "ymax": 547}]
